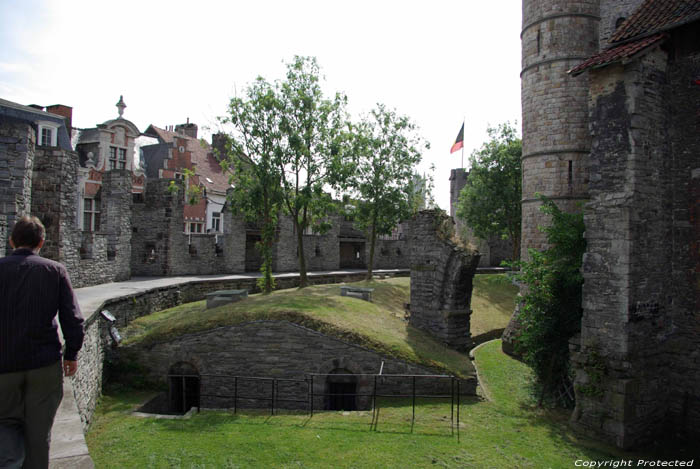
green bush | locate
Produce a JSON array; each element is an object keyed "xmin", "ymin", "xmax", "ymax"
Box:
[{"xmin": 511, "ymin": 196, "xmax": 585, "ymax": 406}]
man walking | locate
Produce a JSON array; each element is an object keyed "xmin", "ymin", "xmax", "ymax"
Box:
[{"xmin": 0, "ymin": 216, "xmax": 85, "ymax": 468}]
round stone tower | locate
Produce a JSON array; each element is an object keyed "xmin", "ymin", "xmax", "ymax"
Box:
[{"xmin": 520, "ymin": 0, "xmax": 600, "ymax": 258}]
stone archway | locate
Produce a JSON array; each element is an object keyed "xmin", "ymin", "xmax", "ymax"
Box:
[
  {"xmin": 315, "ymin": 357, "xmax": 372, "ymax": 411},
  {"xmin": 168, "ymin": 361, "xmax": 200, "ymax": 414},
  {"xmin": 326, "ymin": 368, "xmax": 358, "ymax": 411},
  {"xmin": 407, "ymin": 210, "xmax": 480, "ymax": 351}
]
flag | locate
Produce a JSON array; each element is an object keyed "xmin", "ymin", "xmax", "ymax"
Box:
[{"xmin": 450, "ymin": 123, "xmax": 464, "ymax": 154}]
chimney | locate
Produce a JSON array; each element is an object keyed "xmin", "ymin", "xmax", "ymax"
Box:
[
  {"xmin": 175, "ymin": 120, "xmax": 198, "ymax": 139},
  {"xmin": 211, "ymin": 133, "xmax": 228, "ymax": 160},
  {"xmin": 46, "ymin": 104, "xmax": 73, "ymax": 133}
]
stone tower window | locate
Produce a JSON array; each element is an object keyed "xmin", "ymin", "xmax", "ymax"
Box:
[
  {"xmin": 615, "ymin": 17, "xmax": 626, "ymax": 29},
  {"xmin": 83, "ymin": 198, "xmax": 100, "ymax": 232}
]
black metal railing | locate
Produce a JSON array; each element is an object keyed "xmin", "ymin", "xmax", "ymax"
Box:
[{"xmin": 168, "ymin": 372, "xmax": 465, "ymax": 440}]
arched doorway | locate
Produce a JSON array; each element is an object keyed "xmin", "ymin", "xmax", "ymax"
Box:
[
  {"xmin": 326, "ymin": 368, "xmax": 357, "ymax": 411},
  {"xmin": 168, "ymin": 362, "xmax": 200, "ymax": 414}
]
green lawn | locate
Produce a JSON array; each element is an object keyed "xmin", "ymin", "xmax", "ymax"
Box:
[{"xmin": 87, "ymin": 340, "xmax": 656, "ymax": 468}]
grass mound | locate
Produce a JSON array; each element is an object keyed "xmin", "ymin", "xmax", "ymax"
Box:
[{"xmin": 122, "ymin": 275, "xmax": 517, "ymax": 378}]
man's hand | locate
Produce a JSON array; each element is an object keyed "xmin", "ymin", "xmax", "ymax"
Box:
[{"xmin": 63, "ymin": 360, "xmax": 78, "ymax": 377}]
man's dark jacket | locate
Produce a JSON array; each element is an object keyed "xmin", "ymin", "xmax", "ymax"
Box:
[{"xmin": 0, "ymin": 249, "xmax": 84, "ymax": 373}]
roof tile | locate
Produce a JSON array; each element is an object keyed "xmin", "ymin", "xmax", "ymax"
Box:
[
  {"xmin": 569, "ymin": 33, "xmax": 667, "ymax": 76},
  {"xmin": 611, "ymin": 0, "xmax": 700, "ymax": 43}
]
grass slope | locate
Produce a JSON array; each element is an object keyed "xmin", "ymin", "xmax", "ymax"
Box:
[{"xmin": 88, "ymin": 340, "xmax": 669, "ymax": 468}]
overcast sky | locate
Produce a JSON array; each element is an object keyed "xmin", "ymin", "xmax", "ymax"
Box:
[{"xmin": 0, "ymin": 0, "xmax": 522, "ymax": 211}]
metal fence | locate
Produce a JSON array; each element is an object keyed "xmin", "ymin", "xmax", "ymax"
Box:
[{"xmin": 168, "ymin": 372, "xmax": 464, "ymax": 440}]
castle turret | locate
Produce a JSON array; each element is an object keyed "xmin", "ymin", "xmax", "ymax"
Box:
[
  {"xmin": 503, "ymin": 0, "xmax": 600, "ymax": 354},
  {"xmin": 520, "ymin": 0, "xmax": 599, "ymax": 258}
]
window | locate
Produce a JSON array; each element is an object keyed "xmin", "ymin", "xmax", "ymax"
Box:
[
  {"xmin": 37, "ymin": 123, "xmax": 58, "ymax": 147},
  {"xmin": 211, "ymin": 212, "xmax": 221, "ymax": 232},
  {"xmin": 118, "ymin": 148, "xmax": 127, "ymax": 169},
  {"xmin": 109, "ymin": 147, "xmax": 117, "ymax": 170},
  {"xmin": 41, "ymin": 127, "xmax": 53, "ymax": 146},
  {"xmin": 83, "ymin": 198, "xmax": 100, "ymax": 232},
  {"xmin": 186, "ymin": 222, "xmax": 203, "ymax": 234}
]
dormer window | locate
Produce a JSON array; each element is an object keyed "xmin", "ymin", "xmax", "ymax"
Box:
[
  {"xmin": 118, "ymin": 148, "xmax": 127, "ymax": 169},
  {"xmin": 37, "ymin": 122, "xmax": 59, "ymax": 147}
]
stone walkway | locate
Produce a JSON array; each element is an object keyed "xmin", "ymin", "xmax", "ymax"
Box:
[{"xmin": 48, "ymin": 268, "xmax": 407, "ymax": 467}]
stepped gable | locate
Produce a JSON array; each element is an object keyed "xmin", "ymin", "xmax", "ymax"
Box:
[{"xmin": 144, "ymin": 125, "xmax": 229, "ymax": 193}]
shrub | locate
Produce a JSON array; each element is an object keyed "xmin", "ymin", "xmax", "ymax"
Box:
[{"xmin": 511, "ymin": 196, "xmax": 585, "ymax": 407}]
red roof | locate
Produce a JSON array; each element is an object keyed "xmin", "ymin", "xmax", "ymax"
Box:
[
  {"xmin": 570, "ymin": 0, "xmax": 700, "ymax": 76},
  {"xmin": 146, "ymin": 125, "xmax": 231, "ymax": 195},
  {"xmin": 569, "ymin": 33, "xmax": 667, "ymax": 76},
  {"xmin": 610, "ymin": 0, "xmax": 700, "ymax": 43}
]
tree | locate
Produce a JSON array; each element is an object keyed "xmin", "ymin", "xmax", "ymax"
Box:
[
  {"xmin": 512, "ymin": 196, "xmax": 585, "ymax": 406},
  {"xmin": 349, "ymin": 104, "xmax": 428, "ymax": 279},
  {"xmin": 275, "ymin": 56, "xmax": 350, "ymax": 287},
  {"xmin": 218, "ymin": 77, "xmax": 283, "ymax": 293},
  {"xmin": 456, "ymin": 123, "xmax": 521, "ymax": 261}
]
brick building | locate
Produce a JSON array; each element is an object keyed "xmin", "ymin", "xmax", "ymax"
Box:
[{"xmin": 142, "ymin": 122, "xmax": 228, "ymax": 235}]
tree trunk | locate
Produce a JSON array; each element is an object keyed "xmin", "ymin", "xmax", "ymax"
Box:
[
  {"xmin": 366, "ymin": 216, "xmax": 377, "ymax": 281},
  {"xmin": 512, "ymin": 231, "xmax": 521, "ymax": 263},
  {"xmin": 295, "ymin": 219, "xmax": 308, "ymax": 287},
  {"xmin": 260, "ymin": 194, "xmax": 275, "ymax": 294}
]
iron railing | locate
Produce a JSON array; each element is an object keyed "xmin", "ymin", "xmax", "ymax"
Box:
[{"xmin": 168, "ymin": 372, "xmax": 465, "ymax": 440}]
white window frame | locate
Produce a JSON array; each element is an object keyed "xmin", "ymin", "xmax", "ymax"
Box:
[
  {"xmin": 211, "ymin": 212, "xmax": 221, "ymax": 232},
  {"xmin": 37, "ymin": 121, "xmax": 59, "ymax": 147}
]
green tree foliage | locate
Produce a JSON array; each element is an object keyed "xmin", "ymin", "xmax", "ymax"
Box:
[
  {"xmin": 275, "ymin": 56, "xmax": 351, "ymax": 287},
  {"xmin": 349, "ymin": 104, "xmax": 428, "ymax": 279},
  {"xmin": 512, "ymin": 196, "xmax": 586, "ymax": 406},
  {"xmin": 456, "ymin": 123, "xmax": 522, "ymax": 261},
  {"xmin": 218, "ymin": 77, "xmax": 284, "ymax": 293}
]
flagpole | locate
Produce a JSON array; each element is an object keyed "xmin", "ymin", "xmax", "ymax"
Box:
[{"xmin": 461, "ymin": 117, "xmax": 465, "ymax": 169}]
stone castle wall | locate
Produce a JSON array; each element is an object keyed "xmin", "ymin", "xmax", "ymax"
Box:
[
  {"xmin": 0, "ymin": 119, "xmax": 36, "ymax": 251},
  {"xmin": 408, "ymin": 211, "xmax": 480, "ymax": 351},
  {"xmin": 0, "ymin": 215, "xmax": 6, "ymax": 257},
  {"xmin": 571, "ymin": 41, "xmax": 700, "ymax": 448},
  {"xmin": 1, "ymin": 120, "xmax": 135, "ymax": 288},
  {"xmin": 598, "ymin": 0, "xmax": 644, "ymax": 44}
]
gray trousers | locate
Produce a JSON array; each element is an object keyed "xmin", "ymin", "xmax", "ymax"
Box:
[{"xmin": 0, "ymin": 361, "xmax": 63, "ymax": 469}]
